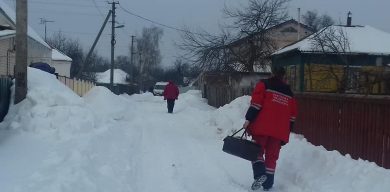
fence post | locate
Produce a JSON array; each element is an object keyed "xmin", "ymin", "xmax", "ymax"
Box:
[{"xmin": 84, "ymin": 80, "xmax": 86, "ymax": 96}]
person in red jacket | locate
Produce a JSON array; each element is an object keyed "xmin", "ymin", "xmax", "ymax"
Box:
[
  {"xmin": 243, "ymin": 66, "xmax": 297, "ymax": 191},
  {"xmin": 163, "ymin": 81, "xmax": 179, "ymax": 113}
]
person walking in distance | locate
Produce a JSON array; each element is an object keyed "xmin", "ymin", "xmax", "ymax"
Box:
[
  {"xmin": 243, "ymin": 66, "xmax": 297, "ymax": 191},
  {"xmin": 163, "ymin": 81, "xmax": 179, "ymax": 113}
]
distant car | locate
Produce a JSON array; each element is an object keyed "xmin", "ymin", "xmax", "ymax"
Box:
[{"xmin": 153, "ymin": 82, "xmax": 168, "ymax": 96}]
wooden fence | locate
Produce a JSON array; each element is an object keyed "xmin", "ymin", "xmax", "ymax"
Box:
[
  {"xmin": 199, "ymin": 72, "xmax": 270, "ymax": 108},
  {"xmin": 204, "ymin": 85, "xmax": 253, "ymax": 108},
  {"xmin": 295, "ymin": 93, "xmax": 390, "ymax": 169},
  {"xmin": 57, "ymin": 76, "xmax": 95, "ymax": 96},
  {"xmin": 203, "ymin": 78, "xmax": 390, "ymax": 168}
]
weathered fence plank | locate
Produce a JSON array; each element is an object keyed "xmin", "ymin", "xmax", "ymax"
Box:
[{"xmin": 295, "ymin": 93, "xmax": 390, "ymax": 169}]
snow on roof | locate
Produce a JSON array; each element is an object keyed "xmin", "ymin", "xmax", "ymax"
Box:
[
  {"xmin": 96, "ymin": 69, "xmax": 129, "ymax": 84},
  {"xmin": 0, "ymin": 0, "xmax": 51, "ymax": 49},
  {"xmin": 274, "ymin": 25, "xmax": 390, "ymax": 55},
  {"xmin": 0, "ymin": 29, "xmax": 14, "ymax": 38},
  {"xmin": 52, "ymin": 49, "xmax": 72, "ymax": 62}
]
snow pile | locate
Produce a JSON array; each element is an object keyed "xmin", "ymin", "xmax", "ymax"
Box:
[
  {"xmin": 96, "ymin": 69, "xmax": 129, "ymax": 84},
  {"xmin": 84, "ymin": 86, "xmax": 137, "ymax": 122},
  {"xmin": 1, "ymin": 68, "xmax": 94, "ymax": 140},
  {"xmin": 209, "ymin": 95, "xmax": 251, "ymax": 137},
  {"xmin": 278, "ymin": 135, "xmax": 390, "ymax": 191},
  {"xmin": 176, "ymin": 90, "xmax": 214, "ymax": 112},
  {"xmin": 0, "ymin": 67, "xmax": 390, "ymax": 192}
]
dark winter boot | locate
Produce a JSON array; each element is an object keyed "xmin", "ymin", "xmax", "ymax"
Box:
[
  {"xmin": 251, "ymin": 174, "xmax": 267, "ymax": 191},
  {"xmin": 262, "ymin": 173, "xmax": 274, "ymax": 191},
  {"xmin": 252, "ymin": 160, "xmax": 266, "ymax": 179},
  {"xmin": 251, "ymin": 160, "xmax": 266, "ymax": 191}
]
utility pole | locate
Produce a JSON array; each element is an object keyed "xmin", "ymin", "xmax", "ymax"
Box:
[
  {"xmin": 130, "ymin": 35, "xmax": 135, "ymax": 82},
  {"xmin": 78, "ymin": 10, "xmax": 112, "ymax": 78},
  {"xmin": 138, "ymin": 52, "xmax": 143, "ymax": 92},
  {"xmin": 40, "ymin": 18, "xmax": 54, "ymax": 41},
  {"xmin": 14, "ymin": 0, "xmax": 28, "ymax": 104},
  {"xmin": 108, "ymin": 1, "xmax": 120, "ymax": 89}
]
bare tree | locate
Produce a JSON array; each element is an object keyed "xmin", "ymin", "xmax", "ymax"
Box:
[
  {"xmin": 136, "ymin": 27, "xmax": 163, "ymax": 75},
  {"xmin": 224, "ymin": 0, "xmax": 289, "ymax": 32},
  {"xmin": 320, "ymin": 15, "xmax": 335, "ymax": 29},
  {"xmin": 115, "ymin": 55, "xmax": 139, "ymax": 83},
  {"xmin": 47, "ymin": 31, "xmax": 88, "ymax": 79},
  {"xmin": 180, "ymin": 27, "xmax": 234, "ymax": 71},
  {"xmin": 180, "ymin": 0, "xmax": 290, "ymax": 72},
  {"xmin": 310, "ymin": 26, "xmax": 351, "ymax": 93},
  {"xmin": 88, "ymin": 52, "xmax": 110, "ymax": 72},
  {"xmin": 302, "ymin": 11, "xmax": 318, "ymax": 31},
  {"xmin": 302, "ymin": 10, "xmax": 335, "ymax": 32},
  {"xmin": 135, "ymin": 26, "xmax": 163, "ymax": 90},
  {"xmin": 224, "ymin": 0, "xmax": 290, "ymax": 71}
]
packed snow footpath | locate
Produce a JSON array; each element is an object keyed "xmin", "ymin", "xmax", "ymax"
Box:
[{"xmin": 0, "ymin": 68, "xmax": 390, "ymax": 192}]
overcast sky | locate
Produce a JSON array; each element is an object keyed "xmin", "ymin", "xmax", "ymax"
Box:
[{"xmin": 4, "ymin": 0, "xmax": 390, "ymax": 67}]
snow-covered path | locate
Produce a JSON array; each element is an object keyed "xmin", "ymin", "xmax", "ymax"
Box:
[
  {"xmin": 1, "ymin": 68, "xmax": 390, "ymax": 192},
  {"xmin": 117, "ymin": 93, "xmax": 249, "ymax": 192}
]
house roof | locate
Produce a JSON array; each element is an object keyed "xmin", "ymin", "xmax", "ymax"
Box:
[
  {"xmin": 266, "ymin": 19, "xmax": 313, "ymax": 33},
  {"xmin": 96, "ymin": 69, "xmax": 129, "ymax": 84},
  {"xmin": 52, "ymin": 49, "xmax": 72, "ymax": 62},
  {"xmin": 228, "ymin": 19, "xmax": 313, "ymax": 47},
  {"xmin": 0, "ymin": 0, "xmax": 51, "ymax": 49},
  {"xmin": 0, "ymin": 29, "xmax": 14, "ymax": 39},
  {"xmin": 273, "ymin": 25, "xmax": 390, "ymax": 56}
]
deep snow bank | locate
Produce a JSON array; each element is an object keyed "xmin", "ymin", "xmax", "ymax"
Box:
[
  {"xmin": 0, "ymin": 68, "xmax": 94, "ymax": 140},
  {"xmin": 0, "ymin": 67, "xmax": 389, "ymax": 192},
  {"xmin": 211, "ymin": 93, "xmax": 390, "ymax": 192}
]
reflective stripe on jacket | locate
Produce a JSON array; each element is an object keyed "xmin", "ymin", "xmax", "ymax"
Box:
[{"xmin": 248, "ymin": 77, "xmax": 297, "ymax": 142}]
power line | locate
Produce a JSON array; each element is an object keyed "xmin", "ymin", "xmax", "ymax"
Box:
[
  {"xmin": 48, "ymin": 29, "xmax": 110, "ymax": 36},
  {"xmin": 32, "ymin": 8, "xmax": 102, "ymax": 16},
  {"xmin": 118, "ymin": 4, "xmax": 208, "ymax": 36},
  {"xmin": 29, "ymin": 0, "xmax": 105, "ymax": 8},
  {"xmin": 102, "ymin": 3, "xmax": 135, "ymax": 47},
  {"xmin": 90, "ymin": 0, "xmax": 133, "ymax": 46},
  {"xmin": 91, "ymin": 0, "xmax": 105, "ymax": 18}
]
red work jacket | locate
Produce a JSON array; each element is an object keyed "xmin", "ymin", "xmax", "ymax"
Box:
[
  {"xmin": 248, "ymin": 77, "xmax": 297, "ymax": 142},
  {"xmin": 163, "ymin": 82, "xmax": 179, "ymax": 100}
]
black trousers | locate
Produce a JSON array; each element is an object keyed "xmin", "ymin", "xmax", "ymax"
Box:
[{"xmin": 167, "ymin": 99, "xmax": 175, "ymax": 113}]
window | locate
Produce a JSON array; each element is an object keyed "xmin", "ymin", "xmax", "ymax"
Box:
[
  {"xmin": 288, "ymin": 65, "xmax": 297, "ymax": 91},
  {"xmin": 376, "ymin": 57, "xmax": 383, "ymax": 66},
  {"xmin": 345, "ymin": 66, "xmax": 361, "ymax": 92}
]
